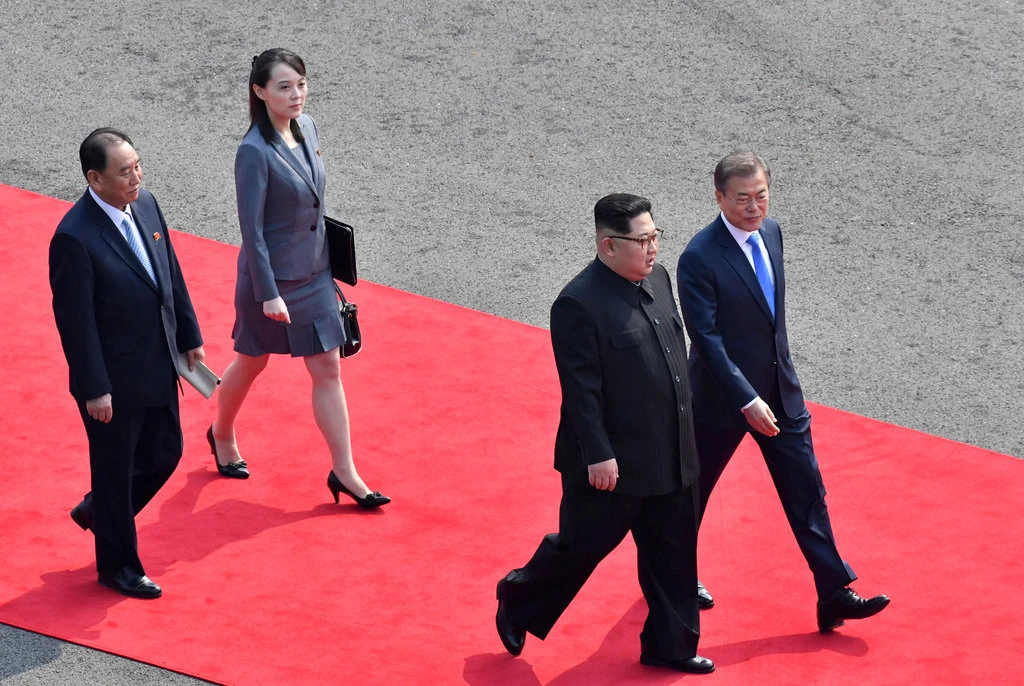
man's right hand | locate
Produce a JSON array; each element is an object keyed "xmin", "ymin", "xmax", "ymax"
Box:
[
  {"xmin": 588, "ymin": 458, "xmax": 619, "ymax": 491},
  {"xmin": 86, "ymin": 394, "xmax": 113, "ymax": 423},
  {"xmin": 742, "ymin": 397, "xmax": 779, "ymax": 436}
]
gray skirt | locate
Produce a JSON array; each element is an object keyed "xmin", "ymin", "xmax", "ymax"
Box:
[{"xmin": 231, "ymin": 266, "xmax": 346, "ymax": 357}]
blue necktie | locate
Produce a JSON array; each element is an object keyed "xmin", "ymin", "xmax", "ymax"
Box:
[
  {"xmin": 121, "ymin": 216, "xmax": 157, "ymax": 286},
  {"xmin": 746, "ymin": 232, "xmax": 775, "ymax": 318}
]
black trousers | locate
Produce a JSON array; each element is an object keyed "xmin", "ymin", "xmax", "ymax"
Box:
[
  {"xmin": 695, "ymin": 411, "xmax": 856, "ymax": 600},
  {"xmin": 77, "ymin": 399, "xmax": 183, "ymax": 577},
  {"xmin": 502, "ymin": 479, "xmax": 700, "ymax": 660}
]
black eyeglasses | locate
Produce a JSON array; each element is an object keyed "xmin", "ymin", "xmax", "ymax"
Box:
[{"xmin": 607, "ymin": 228, "xmax": 663, "ymax": 250}]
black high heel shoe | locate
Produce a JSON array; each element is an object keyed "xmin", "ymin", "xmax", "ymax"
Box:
[
  {"xmin": 207, "ymin": 426, "xmax": 250, "ymax": 479},
  {"xmin": 328, "ymin": 471, "xmax": 390, "ymax": 509}
]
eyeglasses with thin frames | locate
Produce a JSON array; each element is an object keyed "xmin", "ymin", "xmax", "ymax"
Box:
[
  {"xmin": 725, "ymin": 191, "xmax": 769, "ymax": 208},
  {"xmin": 607, "ymin": 228, "xmax": 663, "ymax": 250}
]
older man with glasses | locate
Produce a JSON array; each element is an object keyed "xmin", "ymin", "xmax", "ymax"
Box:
[{"xmin": 677, "ymin": 150, "xmax": 889, "ymax": 632}]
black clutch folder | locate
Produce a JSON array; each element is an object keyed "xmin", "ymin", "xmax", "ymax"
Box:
[{"xmin": 325, "ymin": 216, "xmax": 357, "ymax": 286}]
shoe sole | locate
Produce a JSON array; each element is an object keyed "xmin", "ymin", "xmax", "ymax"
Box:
[
  {"xmin": 70, "ymin": 508, "xmax": 91, "ymax": 532},
  {"xmin": 640, "ymin": 654, "xmax": 716, "ymax": 674}
]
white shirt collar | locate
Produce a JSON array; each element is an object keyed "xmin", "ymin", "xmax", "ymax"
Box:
[
  {"xmin": 721, "ymin": 211, "xmax": 761, "ymax": 248},
  {"xmin": 88, "ymin": 187, "xmax": 134, "ymax": 231}
]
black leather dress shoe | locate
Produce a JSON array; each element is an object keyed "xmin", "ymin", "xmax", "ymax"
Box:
[
  {"xmin": 70, "ymin": 502, "xmax": 93, "ymax": 532},
  {"xmin": 817, "ymin": 586, "xmax": 890, "ymax": 632},
  {"xmin": 697, "ymin": 579, "xmax": 714, "ymax": 609},
  {"xmin": 495, "ymin": 575, "xmax": 525, "ymax": 656},
  {"xmin": 641, "ymin": 653, "xmax": 715, "ymax": 674},
  {"xmin": 98, "ymin": 568, "xmax": 162, "ymax": 599}
]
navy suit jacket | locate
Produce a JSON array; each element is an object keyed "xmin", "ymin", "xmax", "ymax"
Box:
[
  {"xmin": 234, "ymin": 113, "xmax": 328, "ymax": 303},
  {"xmin": 49, "ymin": 189, "xmax": 203, "ymax": 407},
  {"xmin": 677, "ymin": 216, "xmax": 806, "ymax": 429},
  {"xmin": 551, "ymin": 259, "xmax": 700, "ymax": 496}
]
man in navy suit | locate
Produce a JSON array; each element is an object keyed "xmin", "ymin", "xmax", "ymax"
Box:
[
  {"xmin": 49, "ymin": 128, "xmax": 204, "ymax": 599},
  {"xmin": 677, "ymin": 151, "xmax": 889, "ymax": 632}
]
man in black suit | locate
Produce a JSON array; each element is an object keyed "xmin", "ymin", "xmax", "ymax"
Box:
[
  {"xmin": 677, "ymin": 150, "xmax": 889, "ymax": 631},
  {"xmin": 49, "ymin": 128, "xmax": 204, "ymax": 599},
  {"xmin": 495, "ymin": 194, "xmax": 713, "ymax": 674}
]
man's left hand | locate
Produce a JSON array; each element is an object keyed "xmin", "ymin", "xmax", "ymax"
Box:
[{"xmin": 186, "ymin": 346, "xmax": 206, "ymax": 371}]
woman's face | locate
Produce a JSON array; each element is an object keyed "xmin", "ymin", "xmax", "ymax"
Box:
[{"xmin": 253, "ymin": 63, "xmax": 307, "ymax": 124}]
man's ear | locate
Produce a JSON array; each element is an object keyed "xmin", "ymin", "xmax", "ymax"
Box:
[{"xmin": 85, "ymin": 169, "xmax": 102, "ymax": 190}]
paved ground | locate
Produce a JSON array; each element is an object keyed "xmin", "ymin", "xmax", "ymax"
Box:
[{"xmin": 2, "ymin": 0, "xmax": 1021, "ymax": 682}]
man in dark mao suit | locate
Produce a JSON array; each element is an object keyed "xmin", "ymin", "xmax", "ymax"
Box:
[
  {"xmin": 495, "ymin": 194, "xmax": 714, "ymax": 675},
  {"xmin": 677, "ymin": 150, "xmax": 889, "ymax": 632},
  {"xmin": 49, "ymin": 128, "xmax": 204, "ymax": 599}
]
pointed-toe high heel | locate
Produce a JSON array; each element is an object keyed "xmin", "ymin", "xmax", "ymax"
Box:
[
  {"xmin": 207, "ymin": 425, "xmax": 250, "ymax": 479},
  {"xmin": 327, "ymin": 471, "xmax": 390, "ymax": 509}
]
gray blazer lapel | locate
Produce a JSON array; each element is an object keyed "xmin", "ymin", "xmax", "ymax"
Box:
[
  {"xmin": 271, "ymin": 136, "xmax": 318, "ymax": 199},
  {"xmin": 298, "ymin": 118, "xmax": 321, "ymax": 191}
]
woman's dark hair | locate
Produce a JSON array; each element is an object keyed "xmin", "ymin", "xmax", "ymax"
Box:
[
  {"xmin": 79, "ymin": 127, "xmax": 133, "ymax": 178},
  {"xmin": 594, "ymin": 193, "xmax": 653, "ymax": 235},
  {"xmin": 248, "ymin": 48, "xmax": 307, "ymax": 144}
]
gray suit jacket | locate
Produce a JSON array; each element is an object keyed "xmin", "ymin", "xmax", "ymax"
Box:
[{"xmin": 234, "ymin": 113, "xmax": 329, "ymax": 302}]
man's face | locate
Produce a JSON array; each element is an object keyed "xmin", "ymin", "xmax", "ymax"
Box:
[
  {"xmin": 715, "ymin": 169, "xmax": 769, "ymax": 233},
  {"xmin": 601, "ymin": 211, "xmax": 659, "ymax": 282},
  {"xmin": 88, "ymin": 141, "xmax": 142, "ymax": 210}
]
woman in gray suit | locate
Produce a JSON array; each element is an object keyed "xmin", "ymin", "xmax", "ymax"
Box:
[{"xmin": 208, "ymin": 48, "xmax": 389, "ymax": 508}]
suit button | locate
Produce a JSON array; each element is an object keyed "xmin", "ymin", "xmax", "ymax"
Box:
[
  {"xmin": 313, "ymin": 201, "xmax": 320, "ymax": 208},
  {"xmin": 310, "ymin": 225, "xmax": 316, "ymax": 231}
]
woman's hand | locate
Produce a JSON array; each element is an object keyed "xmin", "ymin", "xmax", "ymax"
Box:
[{"xmin": 262, "ymin": 297, "xmax": 291, "ymax": 324}]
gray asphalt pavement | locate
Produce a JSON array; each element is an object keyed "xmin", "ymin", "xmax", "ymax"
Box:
[{"xmin": 2, "ymin": 0, "xmax": 1021, "ymax": 683}]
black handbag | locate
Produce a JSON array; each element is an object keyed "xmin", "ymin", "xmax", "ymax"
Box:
[
  {"xmin": 334, "ymin": 282, "xmax": 362, "ymax": 357},
  {"xmin": 325, "ymin": 216, "xmax": 357, "ymax": 286}
]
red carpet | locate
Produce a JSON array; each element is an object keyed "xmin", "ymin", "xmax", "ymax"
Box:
[{"xmin": 1, "ymin": 182, "xmax": 1021, "ymax": 685}]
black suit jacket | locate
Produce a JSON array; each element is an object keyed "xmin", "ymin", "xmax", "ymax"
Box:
[
  {"xmin": 49, "ymin": 189, "xmax": 203, "ymax": 407},
  {"xmin": 677, "ymin": 215, "xmax": 806, "ymax": 429},
  {"xmin": 550, "ymin": 259, "xmax": 699, "ymax": 496}
]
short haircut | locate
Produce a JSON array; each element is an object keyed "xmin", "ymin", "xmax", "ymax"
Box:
[
  {"xmin": 594, "ymin": 193, "xmax": 653, "ymax": 235},
  {"xmin": 79, "ymin": 128, "xmax": 133, "ymax": 179},
  {"xmin": 248, "ymin": 48, "xmax": 307, "ymax": 144},
  {"xmin": 713, "ymin": 150, "xmax": 771, "ymax": 192}
]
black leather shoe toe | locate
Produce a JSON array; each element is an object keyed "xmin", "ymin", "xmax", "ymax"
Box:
[
  {"xmin": 641, "ymin": 653, "xmax": 716, "ymax": 674},
  {"xmin": 98, "ymin": 568, "xmax": 162, "ymax": 599},
  {"xmin": 817, "ymin": 587, "xmax": 890, "ymax": 632},
  {"xmin": 697, "ymin": 579, "xmax": 714, "ymax": 609},
  {"xmin": 496, "ymin": 576, "xmax": 526, "ymax": 656}
]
